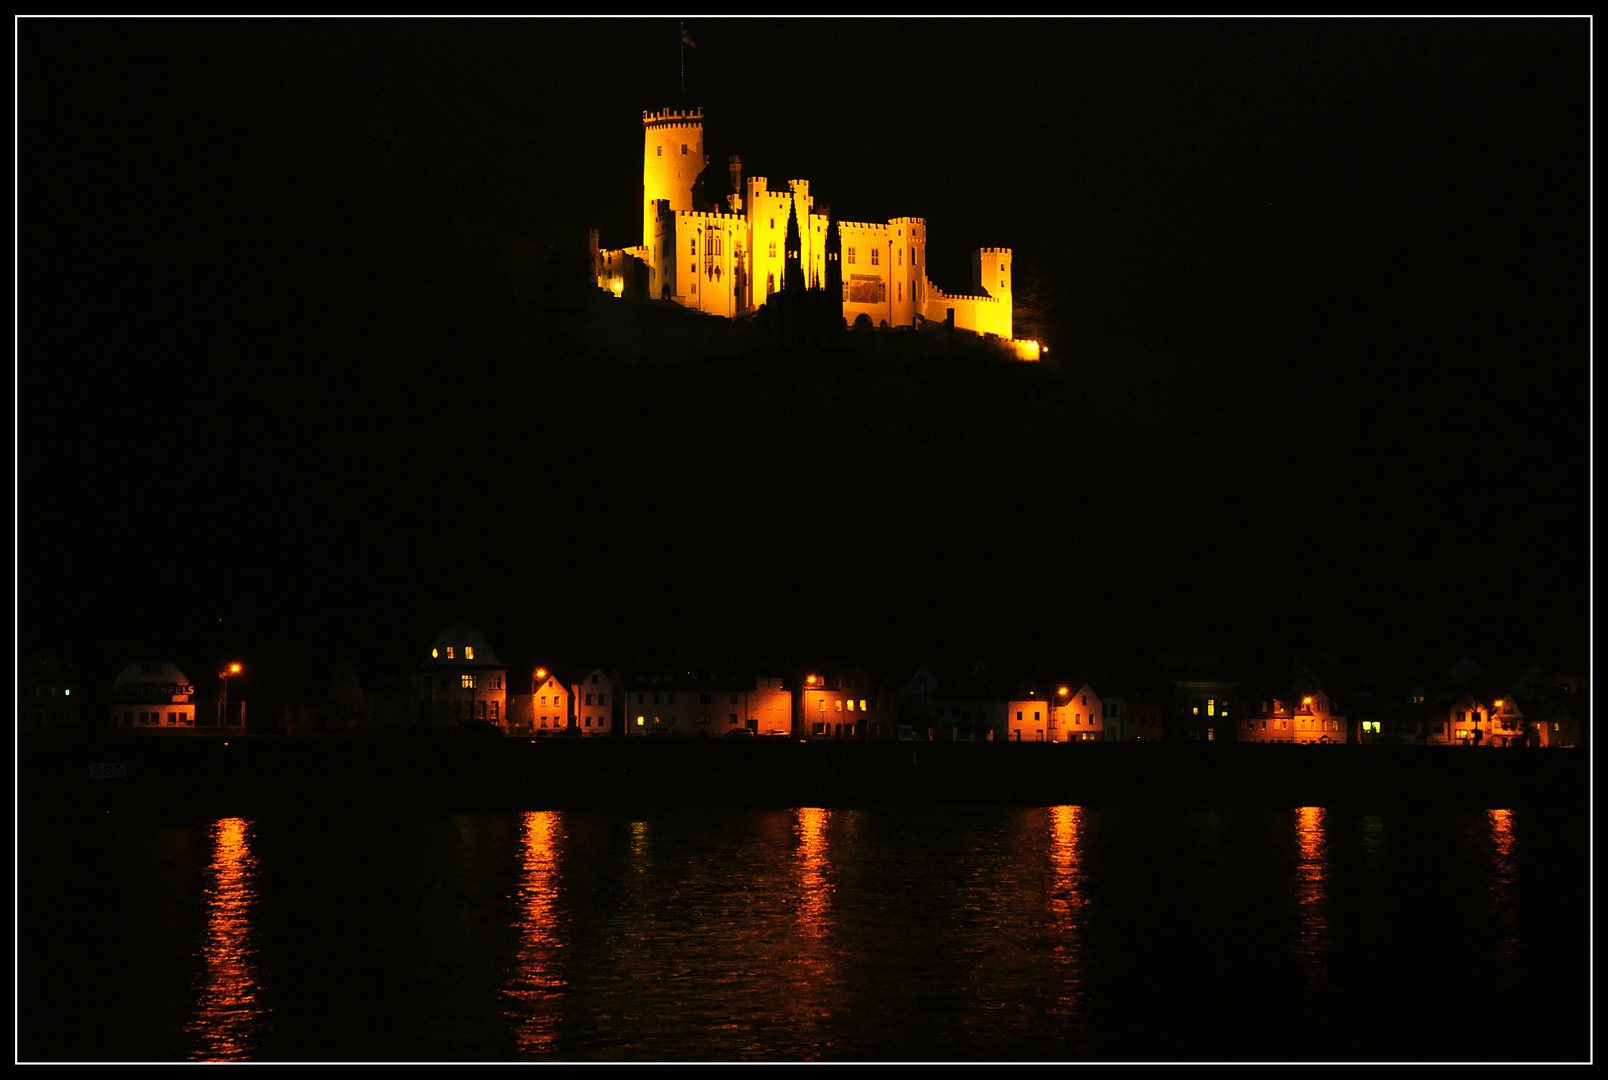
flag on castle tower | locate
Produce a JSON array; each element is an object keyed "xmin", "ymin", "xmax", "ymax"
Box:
[{"xmin": 681, "ymin": 27, "xmax": 696, "ymax": 48}]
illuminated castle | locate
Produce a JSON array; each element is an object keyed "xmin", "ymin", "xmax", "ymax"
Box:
[{"xmin": 594, "ymin": 107, "xmax": 1038, "ymax": 359}]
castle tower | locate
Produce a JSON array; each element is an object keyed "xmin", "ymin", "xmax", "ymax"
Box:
[
  {"xmin": 972, "ymin": 248, "xmax": 1013, "ymax": 339},
  {"xmin": 891, "ymin": 217, "xmax": 926, "ymax": 327},
  {"xmin": 642, "ymin": 108, "xmax": 706, "ymax": 250}
]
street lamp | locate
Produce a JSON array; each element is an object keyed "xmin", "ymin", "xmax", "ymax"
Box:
[{"xmin": 218, "ymin": 662, "xmax": 242, "ymax": 727}]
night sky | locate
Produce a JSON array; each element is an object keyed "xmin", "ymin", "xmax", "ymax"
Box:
[{"xmin": 20, "ymin": 18, "xmax": 1590, "ymax": 685}]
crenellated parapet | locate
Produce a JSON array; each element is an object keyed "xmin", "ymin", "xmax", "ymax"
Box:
[{"xmin": 642, "ymin": 107, "xmax": 704, "ymax": 129}]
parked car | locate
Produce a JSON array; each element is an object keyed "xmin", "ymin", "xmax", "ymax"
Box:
[{"xmin": 723, "ymin": 727, "xmax": 755, "ymax": 739}]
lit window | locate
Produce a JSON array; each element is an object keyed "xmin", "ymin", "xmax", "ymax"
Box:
[
  {"xmin": 446, "ymin": 647, "xmax": 454, "ymax": 659},
  {"xmin": 431, "ymin": 648, "xmax": 439, "ymax": 658},
  {"xmin": 860, "ymin": 700, "xmax": 867, "ymax": 712},
  {"xmin": 462, "ymin": 675, "xmax": 476, "ymax": 689},
  {"xmin": 846, "ymin": 700, "xmax": 855, "ymax": 711},
  {"xmin": 465, "ymin": 646, "xmax": 474, "ymax": 660}
]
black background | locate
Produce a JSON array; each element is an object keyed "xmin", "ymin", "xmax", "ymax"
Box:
[{"xmin": 20, "ymin": 18, "xmax": 1589, "ymax": 686}]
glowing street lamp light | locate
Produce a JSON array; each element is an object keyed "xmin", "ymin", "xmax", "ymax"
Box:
[{"xmin": 218, "ymin": 662, "xmax": 242, "ymax": 728}]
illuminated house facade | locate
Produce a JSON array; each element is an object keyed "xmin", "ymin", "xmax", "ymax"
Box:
[
  {"xmin": 111, "ymin": 661, "xmax": 197, "ymax": 731},
  {"xmin": 598, "ymin": 107, "xmax": 1034, "ymax": 355},
  {"xmin": 569, "ymin": 667, "xmax": 616, "ymax": 737},
  {"xmin": 1005, "ymin": 681, "xmax": 1104, "ymax": 742},
  {"xmin": 624, "ymin": 671, "xmax": 691, "ymax": 735},
  {"xmin": 1054, "ymin": 683, "xmax": 1105, "ymax": 742},
  {"xmin": 1006, "ymin": 682, "xmax": 1054, "ymax": 742},
  {"xmin": 1523, "ymin": 698, "xmax": 1584, "ymax": 748},
  {"xmin": 1238, "ymin": 689, "xmax": 1349, "ymax": 744},
  {"xmin": 418, "ymin": 623, "xmax": 508, "ymax": 728},
  {"xmin": 1431, "ymin": 690, "xmax": 1525, "ymax": 747},
  {"xmin": 798, "ymin": 666, "xmax": 898, "ymax": 739},
  {"xmin": 528, "ymin": 667, "xmax": 571, "ymax": 734}
]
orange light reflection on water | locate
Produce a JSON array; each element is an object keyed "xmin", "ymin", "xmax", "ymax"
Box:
[
  {"xmin": 1047, "ymin": 805, "xmax": 1086, "ymax": 1026},
  {"xmin": 187, "ymin": 817, "xmax": 266, "ymax": 1061},
  {"xmin": 1487, "ymin": 809, "xmax": 1518, "ymax": 964},
  {"xmin": 795, "ymin": 807, "xmax": 832, "ymax": 938},
  {"xmin": 788, "ymin": 806, "xmax": 837, "ymax": 1050},
  {"xmin": 507, "ymin": 810, "xmax": 566, "ymax": 1057},
  {"xmin": 1292, "ymin": 806, "xmax": 1331, "ymax": 987}
]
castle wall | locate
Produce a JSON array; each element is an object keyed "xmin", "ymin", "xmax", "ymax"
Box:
[
  {"xmin": 888, "ymin": 217, "xmax": 926, "ymax": 327},
  {"xmin": 743, "ymin": 178, "xmax": 818, "ymax": 313},
  {"xmin": 671, "ymin": 208, "xmax": 744, "ymax": 317},
  {"xmin": 838, "ymin": 220, "xmax": 892, "ymax": 326}
]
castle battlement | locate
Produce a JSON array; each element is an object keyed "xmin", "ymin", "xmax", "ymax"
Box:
[
  {"xmin": 642, "ymin": 107, "xmax": 704, "ymax": 127},
  {"xmin": 838, "ymin": 220, "xmax": 893, "ymax": 232},
  {"xmin": 929, "ymin": 284, "xmax": 1004, "ymax": 304},
  {"xmin": 977, "ymin": 247, "xmax": 1012, "ymax": 256},
  {"xmin": 676, "ymin": 209, "xmax": 744, "ymax": 226}
]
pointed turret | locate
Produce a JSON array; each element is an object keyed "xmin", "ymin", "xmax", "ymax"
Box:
[
  {"xmin": 784, "ymin": 194, "xmax": 805, "ymax": 293},
  {"xmin": 823, "ymin": 210, "xmax": 842, "ymax": 302}
]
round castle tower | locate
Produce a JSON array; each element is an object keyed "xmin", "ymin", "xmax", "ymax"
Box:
[{"xmin": 642, "ymin": 108, "xmax": 706, "ymax": 251}]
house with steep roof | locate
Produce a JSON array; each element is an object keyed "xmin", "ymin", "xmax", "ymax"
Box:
[{"xmin": 111, "ymin": 661, "xmax": 198, "ymax": 732}]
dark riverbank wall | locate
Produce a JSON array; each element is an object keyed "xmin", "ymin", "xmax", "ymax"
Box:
[{"xmin": 20, "ymin": 733, "xmax": 1589, "ymax": 821}]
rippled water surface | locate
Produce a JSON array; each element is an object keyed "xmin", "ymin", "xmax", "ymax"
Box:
[{"xmin": 20, "ymin": 806, "xmax": 1588, "ymax": 1061}]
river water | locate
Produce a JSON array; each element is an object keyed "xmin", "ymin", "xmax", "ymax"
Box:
[{"xmin": 19, "ymin": 805, "xmax": 1589, "ymax": 1062}]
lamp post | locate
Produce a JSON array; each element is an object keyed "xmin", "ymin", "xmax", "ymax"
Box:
[{"xmin": 218, "ymin": 662, "xmax": 242, "ymax": 727}]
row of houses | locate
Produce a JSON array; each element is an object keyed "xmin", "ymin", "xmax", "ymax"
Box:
[{"xmin": 31, "ymin": 624, "xmax": 1586, "ymax": 750}]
